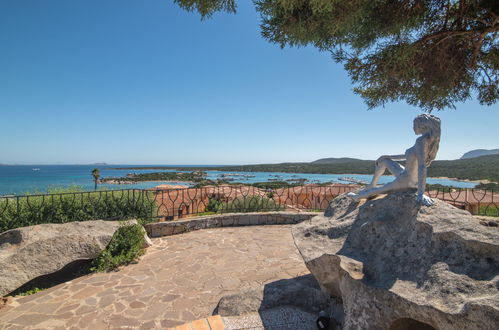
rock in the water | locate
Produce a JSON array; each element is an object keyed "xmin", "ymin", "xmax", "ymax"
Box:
[
  {"xmin": 0, "ymin": 220, "xmax": 141, "ymax": 296},
  {"xmin": 292, "ymin": 191, "xmax": 499, "ymax": 330}
]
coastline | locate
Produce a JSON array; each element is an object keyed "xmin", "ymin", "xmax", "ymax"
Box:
[
  {"xmin": 100, "ymin": 175, "xmax": 487, "ymax": 186},
  {"xmin": 0, "ymin": 165, "xmax": 484, "ymax": 195},
  {"xmin": 101, "ymin": 179, "xmax": 194, "ymax": 185},
  {"xmin": 430, "ymin": 176, "xmax": 490, "ymax": 184}
]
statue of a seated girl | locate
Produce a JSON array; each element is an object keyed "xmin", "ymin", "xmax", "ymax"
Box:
[{"xmin": 348, "ymin": 114, "xmax": 441, "ymax": 206}]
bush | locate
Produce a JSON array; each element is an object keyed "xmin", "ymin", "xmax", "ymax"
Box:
[
  {"xmin": 480, "ymin": 205, "xmax": 499, "ymax": 217},
  {"xmin": 91, "ymin": 223, "xmax": 146, "ymax": 272},
  {"xmin": 205, "ymin": 198, "xmax": 222, "ymax": 212},
  {"xmin": 0, "ymin": 189, "xmax": 157, "ymax": 233},
  {"xmin": 251, "ymin": 181, "xmax": 295, "ymax": 189},
  {"xmin": 475, "ymin": 182, "xmax": 499, "ymax": 190},
  {"xmin": 218, "ymin": 196, "xmax": 283, "ymax": 213}
]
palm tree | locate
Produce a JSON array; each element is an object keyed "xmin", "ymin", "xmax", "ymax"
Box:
[{"xmin": 91, "ymin": 168, "xmax": 100, "ymax": 191}]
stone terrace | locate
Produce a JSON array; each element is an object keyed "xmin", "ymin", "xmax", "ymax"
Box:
[{"xmin": 0, "ymin": 225, "xmax": 310, "ymax": 329}]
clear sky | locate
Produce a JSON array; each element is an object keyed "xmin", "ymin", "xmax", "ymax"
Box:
[{"xmin": 1, "ymin": 0, "xmax": 497, "ymax": 165}]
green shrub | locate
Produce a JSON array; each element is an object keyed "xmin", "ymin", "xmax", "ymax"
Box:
[
  {"xmin": 0, "ymin": 189, "xmax": 157, "ymax": 233},
  {"xmin": 91, "ymin": 223, "xmax": 146, "ymax": 272},
  {"xmin": 251, "ymin": 181, "xmax": 295, "ymax": 189},
  {"xmin": 475, "ymin": 182, "xmax": 499, "ymax": 190},
  {"xmin": 480, "ymin": 205, "xmax": 499, "ymax": 217},
  {"xmin": 205, "ymin": 198, "xmax": 222, "ymax": 212},
  {"xmin": 218, "ymin": 196, "xmax": 283, "ymax": 213}
]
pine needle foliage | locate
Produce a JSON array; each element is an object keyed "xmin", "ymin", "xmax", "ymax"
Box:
[{"xmin": 174, "ymin": 0, "xmax": 498, "ymax": 111}]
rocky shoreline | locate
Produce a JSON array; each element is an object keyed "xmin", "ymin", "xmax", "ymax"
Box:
[
  {"xmin": 101, "ymin": 179, "xmax": 193, "ymax": 185},
  {"xmin": 431, "ymin": 176, "xmax": 491, "ymax": 184}
]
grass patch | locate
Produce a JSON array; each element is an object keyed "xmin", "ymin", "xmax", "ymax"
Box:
[
  {"xmin": 192, "ymin": 211, "xmax": 216, "ymax": 217},
  {"xmin": 14, "ymin": 287, "xmax": 43, "ymax": 296},
  {"xmin": 8, "ymin": 259, "xmax": 93, "ymax": 297}
]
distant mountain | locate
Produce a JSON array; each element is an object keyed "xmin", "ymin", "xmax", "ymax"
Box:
[
  {"xmin": 171, "ymin": 154, "xmax": 499, "ymax": 183},
  {"xmin": 93, "ymin": 163, "xmax": 108, "ymax": 166},
  {"xmin": 311, "ymin": 157, "xmax": 364, "ymax": 164},
  {"xmin": 460, "ymin": 149, "xmax": 499, "ymax": 159},
  {"xmin": 429, "ymin": 154, "xmax": 499, "ymax": 182}
]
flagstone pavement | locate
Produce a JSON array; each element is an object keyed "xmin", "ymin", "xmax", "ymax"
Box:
[{"xmin": 0, "ymin": 225, "xmax": 311, "ymax": 329}]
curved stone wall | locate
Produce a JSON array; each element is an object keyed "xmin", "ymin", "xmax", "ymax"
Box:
[{"xmin": 144, "ymin": 212, "xmax": 319, "ymax": 238}]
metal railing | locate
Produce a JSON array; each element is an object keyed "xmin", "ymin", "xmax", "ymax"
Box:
[
  {"xmin": 426, "ymin": 187, "xmax": 498, "ymax": 217},
  {"xmin": 150, "ymin": 184, "xmax": 357, "ymax": 220},
  {"xmin": 0, "ymin": 185, "xmax": 497, "ymax": 233},
  {"xmin": 0, "ymin": 189, "xmax": 157, "ymax": 233}
]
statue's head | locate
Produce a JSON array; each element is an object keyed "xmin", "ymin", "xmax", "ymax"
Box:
[
  {"xmin": 413, "ymin": 114, "xmax": 441, "ymax": 136},
  {"xmin": 413, "ymin": 114, "xmax": 441, "ymax": 166}
]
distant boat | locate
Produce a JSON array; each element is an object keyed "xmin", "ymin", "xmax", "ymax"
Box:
[{"xmin": 32, "ymin": 168, "xmax": 40, "ymax": 171}]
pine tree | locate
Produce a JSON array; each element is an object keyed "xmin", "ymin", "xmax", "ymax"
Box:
[
  {"xmin": 174, "ymin": 0, "xmax": 498, "ymax": 111},
  {"xmin": 92, "ymin": 168, "xmax": 101, "ymax": 191}
]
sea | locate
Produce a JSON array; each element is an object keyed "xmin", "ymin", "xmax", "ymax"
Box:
[{"xmin": 0, "ymin": 165, "xmax": 478, "ymax": 196}]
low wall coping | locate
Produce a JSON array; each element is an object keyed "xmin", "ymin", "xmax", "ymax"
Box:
[{"xmin": 144, "ymin": 211, "xmax": 320, "ymax": 238}]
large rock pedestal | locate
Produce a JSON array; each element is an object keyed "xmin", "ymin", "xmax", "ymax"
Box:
[{"xmin": 292, "ymin": 191, "xmax": 499, "ymax": 330}]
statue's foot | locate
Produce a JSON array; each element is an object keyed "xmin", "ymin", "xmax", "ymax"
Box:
[
  {"xmin": 416, "ymin": 194, "xmax": 434, "ymax": 206},
  {"xmin": 347, "ymin": 192, "xmax": 361, "ymax": 201}
]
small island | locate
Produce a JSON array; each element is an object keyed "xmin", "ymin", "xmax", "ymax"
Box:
[{"xmin": 101, "ymin": 171, "xmax": 207, "ymax": 185}]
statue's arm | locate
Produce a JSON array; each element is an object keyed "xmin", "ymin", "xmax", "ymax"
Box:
[
  {"xmin": 417, "ymin": 162, "xmax": 427, "ymax": 197},
  {"xmin": 416, "ymin": 138, "xmax": 433, "ymax": 205},
  {"xmin": 389, "ymin": 154, "xmax": 406, "ymax": 160},
  {"xmin": 376, "ymin": 154, "xmax": 406, "ymax": 164}
]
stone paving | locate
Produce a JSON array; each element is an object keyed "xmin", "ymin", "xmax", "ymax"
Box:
[{"xmin": 0, "ymin": 225, "xmax": 310, "ymax": 329}]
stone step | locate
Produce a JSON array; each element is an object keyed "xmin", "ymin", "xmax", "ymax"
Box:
[
  {"xmin": 223, "ymin": 306, "xmax": 318, "ymax": 330},
  {"xmin": 167, "ymin": 315, "xmax": 224, "ymax": 330},
  {"xmin": 169, "ymin": 307, "xmax": 319, "ymax": 330}
]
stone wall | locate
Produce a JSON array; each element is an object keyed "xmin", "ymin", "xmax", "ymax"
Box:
[{"xmin": 144, "ymin": 212, "xmax": 319, "ymax": 238}]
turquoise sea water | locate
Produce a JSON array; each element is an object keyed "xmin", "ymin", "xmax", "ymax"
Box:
[{"xmin": 0, "ymin": 165, "xmax": 478, "ymax": 196}]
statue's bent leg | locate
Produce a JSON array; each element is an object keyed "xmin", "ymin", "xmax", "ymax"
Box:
[
  {"xmin": 349, "ymin": 159, "xmax": 406, "ymax": 201},
  {"xmin": 368, "ymin": 159, "xmax": 404, "ymax": 188},
  {"xmin": 354, "ymin": 181, "xmax": 401, "ymax": 200}
]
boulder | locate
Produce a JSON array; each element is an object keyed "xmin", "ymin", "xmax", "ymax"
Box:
[
  {"xmin": 215, "ymin": 274, "xmax": 332, "ymax": 317},
  {"xmin": 292, "ymin": 190, "xmax": 499, "ymax": 330},
  {"xmin": 0, "ymin": 220, "xmax": 146, "ymax": 296}
]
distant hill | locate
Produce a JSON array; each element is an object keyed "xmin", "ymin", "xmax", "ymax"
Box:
[
  {"xmin": 427, "ymin": 154, "xmax": 499, "ymax": 182},
  {"xmin": 167, "ymin": 154, "xmax": 499, "ymax": 183},
  {"xmin": 311, "ymin": 157, "xmax": 364, "ymax": 164},
  {"xmin": 460, "ymin": 149, "xmax": 499, "ymax": 159}
]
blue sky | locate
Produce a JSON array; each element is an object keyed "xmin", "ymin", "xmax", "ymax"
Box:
[{"xmin": 0, "ymin": 0, "xmax": 497, "ymax": 165}]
